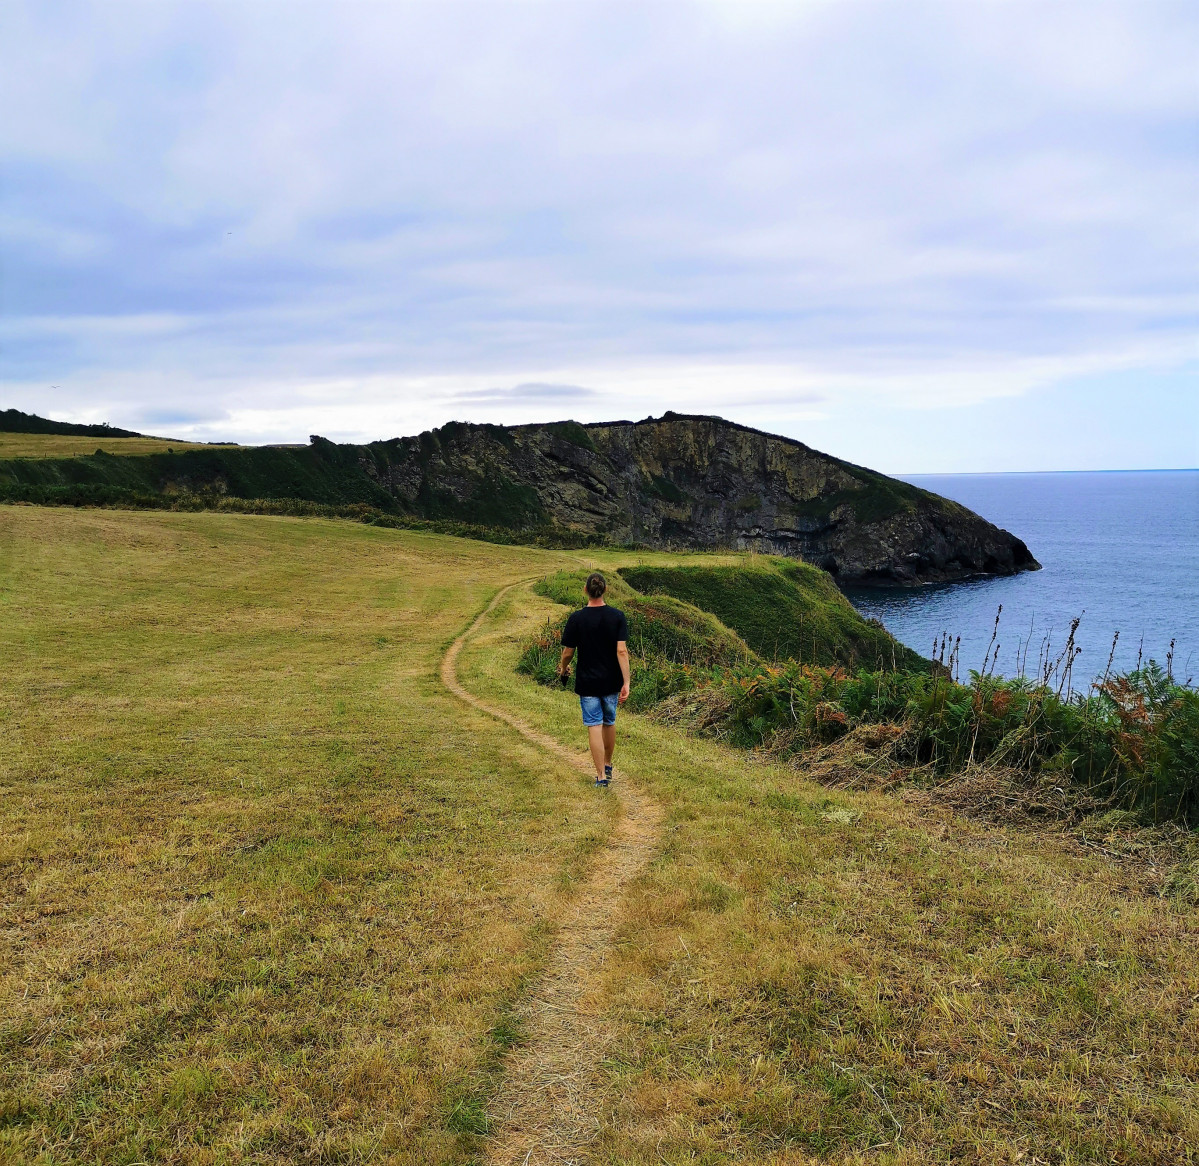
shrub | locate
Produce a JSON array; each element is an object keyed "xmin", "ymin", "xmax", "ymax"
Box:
[{"xmin": 704, "ymin": 660, "xmax": 1198, "ymax": 826}]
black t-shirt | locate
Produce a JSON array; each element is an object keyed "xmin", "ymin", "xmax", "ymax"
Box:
[{"xmin": 561, "ymin": 604, "xmax": 629, "ymax": 696}]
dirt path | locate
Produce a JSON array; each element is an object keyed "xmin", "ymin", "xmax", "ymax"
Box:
[{"xmin": 440, "ymin": 581, "xmax": 665, "ymax": 1165}]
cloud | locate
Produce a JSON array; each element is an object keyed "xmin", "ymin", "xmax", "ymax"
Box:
[
  {"xmin": 452, "ymin": 382, "xmax": 598, "ymax": 403},
  {"xmin": 1, "ymin": 1, "xmax": 1195, "ymax": 467},
  {"xmin": 134, "ymin": 406, "xmax": 230, "ymax": 428}
]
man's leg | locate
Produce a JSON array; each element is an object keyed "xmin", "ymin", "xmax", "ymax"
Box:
[
  {"xmin": 587, "ymin": 724, "xmax": 606, "ymax": 779},
  {"xmin": 602, "ymin": 723, "xmax": 616, "ymax": 767}
]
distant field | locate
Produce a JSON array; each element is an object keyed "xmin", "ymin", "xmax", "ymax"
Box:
[
  {"xmin": 2, "ymin": 508, "xmax": 1196, "ymax": 1163},
  {"xmin": 0, "ymin": 433, "xmax": 241, "ymax": 458}
]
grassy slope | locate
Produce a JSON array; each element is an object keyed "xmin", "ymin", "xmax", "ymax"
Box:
[
  {"xmin": 0, "ymin": 441, "xmax": 405, "ymax": 513},
  {"xmin": 520, "ymin": 567, "xmax": 757, "ymax": 710},
  {"xmin": 0, "ymin": 509, "xmax": 612, "ymax": 1164},
  {"xmin": 536, "ymin": 568, "xmax": 752, "ymax": 665},
  {"xmin": 3, "ymin": 514, "xmax": 1196, "ymax": 1163},
  {"xmin": 0, "ymin": 433, "xmax": 242, "ymax": 459},
  {"xmin": 619, "ymin": 558, "xmax": 930, "ymax": 671},
  {"xmin": 470, "ymin": 572, "xmax": 1199, "ymax": 1165}
]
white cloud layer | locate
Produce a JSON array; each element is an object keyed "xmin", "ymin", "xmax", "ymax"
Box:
[{"xmin": 1, "ymin": 0, "xmax": 1196, "ymax": 469}]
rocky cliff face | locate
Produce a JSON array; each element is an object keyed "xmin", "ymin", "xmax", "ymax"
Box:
[{"xmin": 363, "ymin": 413, "xmax": 1039, "ymax": 586}]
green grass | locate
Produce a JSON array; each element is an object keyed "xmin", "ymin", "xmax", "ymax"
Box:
[
  {"xmin": 829, "ymin": 458, "xmax": 930, "ymax": 524},
  {"xmin": 641, "ymin": 473, "xmax": 688, "ymax": 505},
  {"xmin": 542, "ymin": 420, "xmax": 597, "ymax": 451},
  {"xmin": 535, "ymin": 569, "xmax": 750, "ymax": 668},
  {"xmin": 1, "ymin": 409, "xmax": 144, "ymax": 438},
  {"xmin": 619, "ymin": 557, "xmax": 930, "ymax": 671},
  {"xmin": 517, "ymin": 568, "xmax": 754, "ymax": 709},
  {"xmin": 0, "ymin": 440, "xmax": 405, "ymax": 512},
  {"xmin": 0, "ymin": 435, "xmax": 555, "ymax": 533}
]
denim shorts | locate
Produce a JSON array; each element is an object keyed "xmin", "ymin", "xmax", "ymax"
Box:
[{"xmin": 579, "ymin": 693, "xmax": 619, "ymax": 727}]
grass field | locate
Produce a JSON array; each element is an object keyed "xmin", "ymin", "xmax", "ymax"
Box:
[
  {"xmin": 0, "ymin": 434, "xmax": 241, "ymax": 459},
  {"xmin": 0, "ymin": 508, "xmax": 611, "ymax": 1164},
  {"xmin": 3, "ymin": 507, "xmax": 1196, "ymax": 1164}
]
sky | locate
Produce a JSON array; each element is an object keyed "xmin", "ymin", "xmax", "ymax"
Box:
[{"xmin": 2, "ymin": 0, "xmax": 1196, "ymax": 472}]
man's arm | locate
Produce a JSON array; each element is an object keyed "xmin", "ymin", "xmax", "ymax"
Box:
[
  {"xmin": 616, "ymin": 640, "xmax": 631, "ymax": 703},
  {"xmin": 559, "ymin": 612, "xmax": 577, "ymax": 679}
]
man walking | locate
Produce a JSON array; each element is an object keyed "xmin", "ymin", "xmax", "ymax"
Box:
[{"xmin": 557, "ymin": 572, "xmax": 631, "ymax": 788}]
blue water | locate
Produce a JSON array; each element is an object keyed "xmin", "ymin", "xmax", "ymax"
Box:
[{"xmin": 846, "ymin": 470, "xmax": 1199, "ymax": 687}]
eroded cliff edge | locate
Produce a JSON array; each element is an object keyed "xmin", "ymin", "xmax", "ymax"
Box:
[{"xmin": 364, "ymin": 413, "xmax": 1039, "ymax": 585}]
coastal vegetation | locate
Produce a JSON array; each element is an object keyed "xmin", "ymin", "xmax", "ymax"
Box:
[
  {"xmin": 517, "ymin": 568, "xmax": 755, "ymax": 711},
  {"xmin": 491, "ymin": 564, "xmax": 1199, "ymax": 1163},
  {"xmin": 517, "ymin": 562, "xmax": 926, "ymax": 708},
  {"xmin": 0, "ymin": 437, "xmax": 408, "ymax": 513},
  {"xmin": 660, "ymin": 659, "xmax": 1199, "ymax": 827},
  {"xmin": 618, "ymin": 560, "xmax": 932, "ymax": 671},
  {"xmin": 521, "ymin": 566, "xmax": 1199, "ymax": 826}
]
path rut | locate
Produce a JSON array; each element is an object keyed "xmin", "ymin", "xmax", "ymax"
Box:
[{"xmin": 440, "ymin": 581, "xmax": 664, "ymax": 1165}]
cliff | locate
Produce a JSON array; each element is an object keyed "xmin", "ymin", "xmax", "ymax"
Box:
[
  {"xmin": 363, "ymin": 413, "xmax": 1039, "ymax": 585},
  {"xmin": 0, "ymin": 412, "xmax": 1039, "ymax": 585}
]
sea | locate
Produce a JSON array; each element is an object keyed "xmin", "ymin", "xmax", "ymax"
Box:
[{"xmin": 845, "ymin": 470, "xmax": 1199, "ymax": 688}]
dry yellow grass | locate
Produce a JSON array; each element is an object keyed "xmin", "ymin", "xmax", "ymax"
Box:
[
  {"xmin": 3, "ymin": 509, "xmax": 1196, "ymax": 1164},
  {"xmin": 0, "ymin": 508, "xmax": 609, "ymax": 1164},
  {"xmin": 0, "ymin": 434, "xmax": 241, "ymax": 459}
]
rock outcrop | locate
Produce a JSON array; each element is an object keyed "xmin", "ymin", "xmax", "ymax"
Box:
[
  {"xmin": 1, "ymin": 409, "xmax": 1039, "ymax": 585},
  {"xmin": 364, "ymin": 413, "xmax": 1039, "ymax": 586}
]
